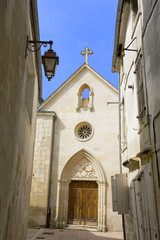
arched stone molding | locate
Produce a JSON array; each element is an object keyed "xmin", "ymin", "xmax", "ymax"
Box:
[
  {"xmin": 54, "ymin": 149, "xmax": 107, "ymax": 231},
  {"xmin": 76, "ymin": 83, "xmax": 94, "ymax": 112}
]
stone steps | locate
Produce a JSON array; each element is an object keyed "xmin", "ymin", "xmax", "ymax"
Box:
[{"xmin": 65, "ymin": 224, "xmax": 98, "ymax": 231}]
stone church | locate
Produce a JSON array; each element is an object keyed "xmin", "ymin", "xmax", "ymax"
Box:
[{"xmin": 29, "ymin": 50, "xmax": 122, "ymax": 232}]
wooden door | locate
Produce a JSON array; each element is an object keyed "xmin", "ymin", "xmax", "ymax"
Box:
[{"xmin": 68, "ymin": 181, "xmax": 98, "ymax": 226}]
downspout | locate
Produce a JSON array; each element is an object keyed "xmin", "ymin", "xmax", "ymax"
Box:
[
  {"xmin": 119, "ymin": 79, "xmax": 122, "ymax": 173},
  {"xmin": 153, "ymin": 111, "xmax": 160, "ymax": 188},
  {"xmin": 118, "ymin": 76, "xmax": 126, "ymax": 240},
  {"xmin": 37, "ymin": 110, "xmax": 57, "ymax": 227}
]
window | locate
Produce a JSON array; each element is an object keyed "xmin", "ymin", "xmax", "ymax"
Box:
[
  {"xmin": 75, "ymin": 122, "xmax": 93, "ymax": 141},
  {"xmin": 135, "ymin": 54, "xmax": 146, "ymax": 123},
  {"xmin": 82, "ymin": 88, "xmax": 89, "ymax": 99},
  {"xmin": 121, "ymin": 98, "xmax": 127, "ymax": 152},
  {"xmin": 76, "ymin": 84, "xmax": 93, "ymax": 112},
  {"xmin": 82, "ymin": 88, "xmax": 90, "ymax": 107},
  {"xmin": 131, "ymin": 0, "xmax": 138, "ymax": 23},
  {"xmin": 78, "ymin": 125, "xmax": 92, "ymax": 139},
  {"xmin": 131, "ymin": 0, "xmax": 138, "ymax": 15}
]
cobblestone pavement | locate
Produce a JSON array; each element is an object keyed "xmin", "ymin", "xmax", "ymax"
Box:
[{"xmin": 26, "ymin": 228, "xmax": 123, "ymax": 240}]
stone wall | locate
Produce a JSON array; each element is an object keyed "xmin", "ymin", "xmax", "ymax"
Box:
[
  {"xmin": 142, "ymin": 0, "xmax": 160, "ymax": 234},
  {"xmin": 0, "ymin": 1, "xmax": 41, "ymax": 239},
  {"xmin": 29, "ymin": 113, "xmax": 55, "ymax": 227}
]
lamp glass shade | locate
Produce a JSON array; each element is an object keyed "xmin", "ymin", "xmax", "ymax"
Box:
[
  {"xmin": 42, "ymin": 50, "xmax": 59, "ymax": 79},
  {"xmin": 44, "ymin": 58, "xmax": 57, "ymax": 76}
]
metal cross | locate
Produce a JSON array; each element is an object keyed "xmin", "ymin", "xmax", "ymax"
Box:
[{"xmin": 81, "ymin": 47, "xmax": 93, "ymax": 64}]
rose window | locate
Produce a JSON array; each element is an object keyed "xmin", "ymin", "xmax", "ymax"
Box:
[
  {"xmin": 78, "ymin": 125, "xmax": 92, "ymax": 139},
  {"xmin": 75, "ymin": 122, "xmax": 93, "ymax": 141}
]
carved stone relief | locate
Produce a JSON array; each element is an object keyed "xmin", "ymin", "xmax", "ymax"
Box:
[{"xmin": 68, "ymin": 159, "xmax": 98, "ymax": 180}]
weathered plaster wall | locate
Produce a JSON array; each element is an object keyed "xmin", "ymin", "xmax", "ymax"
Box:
[
  {"xmin": 119, "ymin": 2, "xmax": 141, "ymax": 164},
  {"xmin": 29, "ymin": 68, "xmax": 122, "ymax": 231},
  {"xmin": 142, "ymin": 0, "xmax": 160, "ymax": 233},
  {"xmin": 112, "ymin": 0, "xmax": 160, "ymax": 239},
  {"xmin": 118, "ymin": 8, "xmax": 143, "ymax": 237},
  {"xmin": 0, "ymin": 1, "xmax": 40, "ymax": 239}
]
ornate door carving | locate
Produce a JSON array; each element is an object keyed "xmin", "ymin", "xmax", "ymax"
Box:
[{"xmin": 68, "ymin": 181, "xmax": 98, "ymax": 226}]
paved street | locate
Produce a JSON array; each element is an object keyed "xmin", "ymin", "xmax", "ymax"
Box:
[{"xmin": 27, "ymin": 228, "xmax": 123, "ymax": 240}]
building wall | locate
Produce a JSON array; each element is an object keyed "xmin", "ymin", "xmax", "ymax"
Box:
[
  {"xmin": 0, "ymin": 1, "xmax": 41, "ymax": 239},
  {"xmin": 29, "ymin": 67, "xmax": 122, "ymax": 231},
  {"xmin": 142, "ymin": 0, "xmax": 160, "ymax": 234},
  {"xmin": 112, "ymin": 0, "xmax": 160, "ymax": 239},
  {"xmin": 29, "ymin": 113, "xmax": 55, "ymax": 227}
]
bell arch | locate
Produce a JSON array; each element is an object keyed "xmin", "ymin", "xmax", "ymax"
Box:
[
  {"xmin": 76, "ymin": 83, "xmax": 93, "ymax": 111},
  {"xmin": 54, "ymin": 149, "xmax": 107, "ymax": 231}
]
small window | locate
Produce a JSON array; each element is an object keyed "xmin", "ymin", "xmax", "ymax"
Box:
[
  {"xmin": 82, "ymin": 88, "xmax": 89, "ymax": 99},
  {"xmin": 76, "ymin": 84, "xmax": 93, "ymax": 112},
  {"xmin": 75, "ymin": 122, "xmax": 93, "ymax": 141},
  {"xmin": 121, "ymin": 98, "xmax": 127, "ymax": 151},
  {"xmin": 135, "ymin": 54, "xmax": 146, "ymax": 123},
  {"xmin": 131, "ymin": 0, "xmax": 138, "ymax": 18},
  {"xmin": 82, "ymin": 88, "xmax": 89, "ymax": 107}
]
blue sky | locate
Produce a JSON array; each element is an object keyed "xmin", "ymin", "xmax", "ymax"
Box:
[{"xmin": 37, "ymin": 0, "xmax": 119, "ymax": 100}]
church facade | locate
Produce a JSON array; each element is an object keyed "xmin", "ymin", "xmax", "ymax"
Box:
[{"xmin": 29, "ymin": 63, "xmax": 122, "ymax": 232}]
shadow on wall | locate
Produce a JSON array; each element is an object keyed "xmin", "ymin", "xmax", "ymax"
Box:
[{"xmin": 50, "ymin": 115, "xmax": 65, "ymax": 224}]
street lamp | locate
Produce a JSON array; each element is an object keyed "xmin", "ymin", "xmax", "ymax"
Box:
[
  {"xmin": 42, "ymin": 48, "xmax": 59, "ymax": 81},
  {"xmin": 25, "ymin": 36, "xmax": 59, "ymax": 81}
]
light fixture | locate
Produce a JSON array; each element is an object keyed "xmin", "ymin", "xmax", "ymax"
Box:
[
  {"xmin": 25, "ymin": 36, "xmax": 59, "ymax": 81},
  {"xmin": 42, "ymin": 48, "xmax": 59, "ymax": 81}
]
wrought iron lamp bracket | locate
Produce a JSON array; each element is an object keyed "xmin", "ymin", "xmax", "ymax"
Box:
[{"xmin": 25, "ymin": 36, "xmax": 53, "ymax": 58}]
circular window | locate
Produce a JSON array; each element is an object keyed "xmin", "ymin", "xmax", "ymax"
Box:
[{"xmin": 75, "ymin": 122, "xmax": 93, "ymax": 141}]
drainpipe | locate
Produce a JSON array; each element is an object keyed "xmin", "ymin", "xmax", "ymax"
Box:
[
  {"xmin": 37, "ymin": 110, "xmax": 56, "ymax": 227},
  {"xmin": 153, "ymin": 110, "xmax": 160, "ymax": 188},
  {"xmin": 119, "ymin": 79, "xmax": 122, "ymax": 174},
  {"xmin": 118, "ymin": 78, "xmax": 126, "ymax": 240}
]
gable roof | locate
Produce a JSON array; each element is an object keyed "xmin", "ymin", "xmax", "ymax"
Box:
[{"xmin": 39, "ymin": 63, "xmax": 118, "ymax": 110}]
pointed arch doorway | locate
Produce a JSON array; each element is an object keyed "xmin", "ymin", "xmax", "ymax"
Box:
[
  {"xmin": 68, "ymin": 181, "xmax": 98, "ymax": 226},
  {"xmin": 55, "ymin": 149, "xmax": 107, "ymax": 231}
]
